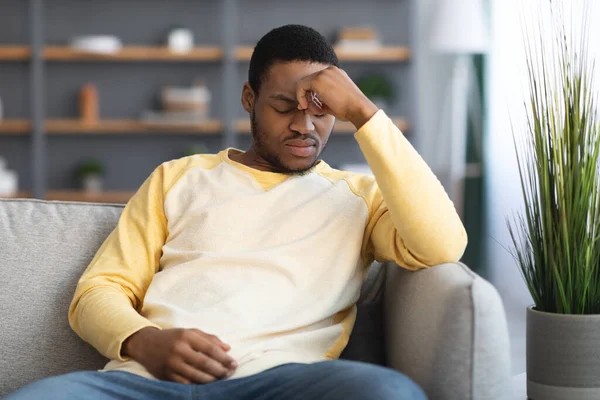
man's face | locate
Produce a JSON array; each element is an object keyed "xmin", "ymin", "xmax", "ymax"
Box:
[{"xmin": 243, "ymin": 61, "xmax": 336, "ymax": 174}]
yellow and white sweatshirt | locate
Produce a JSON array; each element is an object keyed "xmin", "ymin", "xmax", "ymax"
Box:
[{"xmin": 68, "ymin": 110, "xmax": 467, "ymax": 380}]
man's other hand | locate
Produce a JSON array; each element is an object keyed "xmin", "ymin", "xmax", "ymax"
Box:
[{"xmin": 122, "ymin": 327, "xmax": 238, "ymax": 384}]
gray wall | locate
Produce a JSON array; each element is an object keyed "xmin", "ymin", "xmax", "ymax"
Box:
[{"xmin": 0, "ymin": 0, "xmax": 414, "ymax": 192}]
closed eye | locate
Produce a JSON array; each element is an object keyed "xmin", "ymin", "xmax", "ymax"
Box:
[{"xmin": 274, "ymin": 108, "xmax": 296, "ymax": 114}]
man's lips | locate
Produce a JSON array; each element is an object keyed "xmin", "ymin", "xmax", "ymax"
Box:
[
  {"xmin": 285, "ymin": 139, "xmax": 317, "ymax": 147},
  {"xmin": 284, "ymin": 139, "xmax": 317, "ymax": 157}
]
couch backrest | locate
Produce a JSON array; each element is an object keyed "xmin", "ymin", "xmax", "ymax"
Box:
[
  {"xmin": 0, "ymin": 199, "xmax": 122, "ymax": 395},
  {"xmin": 0, "ymin": 198, "xmax": 386, "ymax": 395}
]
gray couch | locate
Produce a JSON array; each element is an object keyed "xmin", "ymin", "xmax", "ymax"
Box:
[{"xmin": 0, "ymin": 198, "xmax": 511, "ymax": 399}]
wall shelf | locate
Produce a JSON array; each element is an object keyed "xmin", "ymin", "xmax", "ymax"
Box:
[
  {"xmin": 0, "ymin": 118, "xmax": 409, "ymax": 135},
  {"xmin": 45, "ymin": 119, "xmax": 223, "ymax": 134},
  {"xmin": 0, "ymin": 191, "xmax": 31, "ymax": 199},
  {"xmin": 0, "ymin": 120, "xmax": 31, "ymax": 134},
  {"xmin": 43, "ymin": 46, "xmax": 223, "ymax": 62},
  {"xmin": 1, "ymin": 190, "xmax": 133, "ymax": 203},
  {"xmin": 235, "ymin": 45, "xmax": 411, "ymax": 62},
  {"xmin": 235, "ymin": 118, "xmax": 409, "ymax": 134},
  {"xmin": 0, "ymin": 119, "xmax": 223, "ymax": 134},
  {"xmin": 0, "ymin": 46, "xmax": 31, "ymax": 61},
  {"xmin": 45, "ymin": 190, "xmax": 134, "ymax": 203}
]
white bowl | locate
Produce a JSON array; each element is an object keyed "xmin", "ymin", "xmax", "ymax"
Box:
[{"xmin": 70, "ymin": 36, "xmax": 123, "ymax": 54}]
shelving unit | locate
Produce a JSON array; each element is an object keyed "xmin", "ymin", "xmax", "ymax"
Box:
[
  {"xmin": 235, "ymin": 118, "xmax": 409, "ymax": 135},
  {"xmin": 234, "ymin": 45, "xmax": 411, "ymax": 62},
  {"xmin": 45, "ymin": 190, "xmax": 134, "ymax": 203},
  {"xmin": 0, "ymin": 120, "xmax": 31, "ymax": 134},
  {"xmin": 0, "ymin": 0, "xmax": 414, "ymax": 203},
  {"xmin": 44, "ymin": 119, "xmax": 223, "ymax": 134},
  {"xmin": 0, "ymin": 119, "xmax": 222, "ymax": 135},
  {"xmin": 43, "ymin": 46, "xmax": 223, "ymax": 62},
  {"xmin": 0, "ymin": 46, "xmax": 31, "ymax": 61},
  {"xmin": 1, "ymin": 190, "xmax": 133, "ymax": 204},
  {"xmin": 1, "ymin": 118, "xmax": 407, "ymax": 136},
  {"xmin": 0, "ymin": 45, "xmax": 411, "ymax": 63}
]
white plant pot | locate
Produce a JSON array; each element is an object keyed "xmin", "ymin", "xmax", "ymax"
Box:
[{"xmin": 82, "ymin": 174, "xmax": 103, "ymax": 193}]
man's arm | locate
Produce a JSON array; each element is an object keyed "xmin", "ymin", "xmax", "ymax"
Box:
[
  {"xmin": 354, "ymin": 110, "xmax": 467, "ymax": 270},
  {"xmin": 68, "ymin": 164, "xmax": 169, "ymax": 361},
  {"xmin": 296, "ymin": 66, "xmax": 467, "ymax": 270}
]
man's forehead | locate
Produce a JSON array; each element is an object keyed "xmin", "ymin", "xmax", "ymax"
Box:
[{"xmin": 263, "ymin": 61, "xmax": 329, "ymax": 94}]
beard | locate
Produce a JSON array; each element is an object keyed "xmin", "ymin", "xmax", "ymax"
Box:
[{"xmin": 250, "ymin": 111, "xmax": 329, "ymax": 176}]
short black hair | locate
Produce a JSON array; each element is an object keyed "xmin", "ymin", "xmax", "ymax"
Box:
[{"xmin": 249, "ymin": 24, "xmax": 339, "ymax": 95}]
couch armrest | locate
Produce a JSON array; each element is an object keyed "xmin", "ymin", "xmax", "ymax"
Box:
[{"xmin": 384, "ymin": 262, "xmax": 511, "ymax": 400}]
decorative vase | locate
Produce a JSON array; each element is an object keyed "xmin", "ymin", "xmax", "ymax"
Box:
[
  {"xmin": 527, "ymin": 306, "xmax": 600, "ymax": 399},
  {"xmin": 82, "ymin": 174, "xmax": 103, "ymax": 193},
  {"xmin": 168, "ymin": 28, "xmax": 194, "ymax": 53}
]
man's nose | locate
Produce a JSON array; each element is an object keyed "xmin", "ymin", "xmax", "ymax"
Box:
[{"xmin": 289, "ymin": 110, "xmax": 315, "ymax": 135}]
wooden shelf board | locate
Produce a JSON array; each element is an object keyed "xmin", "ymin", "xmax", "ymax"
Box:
[
  {"xmin": 235, "ymin": 45, "xmax": 410, "ymax": 62},
  {"xmin": 0, "ymin": 46, "xmax": 31, "ymax": 61},
  {"xmin": 236, "ymin": 118, "xmax": 409, "ymax": 134},
  {"xmin": 45, "ymin": 119, "xmax": 223, "ymax": 134},
  {"xmin": 0, "ymin": 190, "xmax": 133, "ymax": 203},
  {"xmin": 44, "ymin": 46, "xmax": 223, "ymax": 62},
  {"xmin": 333, "ymin": 46, "xmax": 411, "ymax": 61},
  {"xmin": 0, "ymin": 120, "xmax": 31, "ymax": 134},
  {"xmin": 235, "ymin": 46, "xmax": 255, "ymax": 61},
  {"xmin": 334, "ymin": 119, "xmax": 410, "ymax": 133},
  {"xmin": 45, "ymin": 190, "xmax": 134, "ymax": 203},
  {"xmin": 0, "ymin": 191, "xmax": 31, "ymax": 199},
  {"xmin": 1, "ymin": 118, "xmax": 408, "ymax": 135}
]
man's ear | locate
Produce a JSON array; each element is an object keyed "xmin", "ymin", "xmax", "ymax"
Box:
[{"xmin": 241, "ymin": 82, "xmax": 255, "ymax": 113}]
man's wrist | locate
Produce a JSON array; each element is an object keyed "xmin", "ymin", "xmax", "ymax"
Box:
[
  {"xmin": 122, "ymin": 326, "xmax": 159, "ymax": 359},
  {"xmin": 348, "ymin": 100, "xmax": 379, "ymax": 130}
]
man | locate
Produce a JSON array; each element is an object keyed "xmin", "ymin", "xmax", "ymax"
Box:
[{"xmin": 7, "ymin": 25, "xmax": 466, "ymax": 399}]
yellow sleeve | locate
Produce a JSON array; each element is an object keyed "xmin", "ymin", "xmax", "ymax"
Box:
[
  {"xmin": 353, "ymin": 110, "xmax": 468, "ymax": 270},
  {"xmin": 68, "ymin": 163, "xmax": 171, "ymax": 361}
]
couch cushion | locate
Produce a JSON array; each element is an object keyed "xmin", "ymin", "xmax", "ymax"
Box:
[
  {"xmin": 0, "ymin": 199, "xmax": 123, "ymax": 396},
  {"xmin": 0, "ymin": 198, "xmax": 386, "ymax": 395}
]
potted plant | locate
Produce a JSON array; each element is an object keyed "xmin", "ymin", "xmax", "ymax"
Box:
[
  {"xmin": 76, "ymin": 159, "xmax": 105, "ymax": 194},
  {"xmin": 508, "ymin": 3, "xmax": 600, "ymax": 399},
  {"xmin": 357, "ymin": 74, "xmax": 395, "ymax": 110}
]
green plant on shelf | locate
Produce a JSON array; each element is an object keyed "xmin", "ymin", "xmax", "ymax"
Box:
[
  {"xmin": 357, "ymin": 74, "xmax": 395, "ymax": 105},
  {"xmin": 76, "ymin": 159, "xmax": 105, "ymax": 178}
]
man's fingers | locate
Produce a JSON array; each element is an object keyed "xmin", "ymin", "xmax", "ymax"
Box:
[
  {"xmin": 219, "ymin": 342, "xmax": 231, "ymax": 351},
  {"xmin": 175, "ymin": 363, "xmax": 218, "ymax": 384},
  {"xmin": 206, "ymin": 333, "xmax": 231, "ymax": 351},
  {"xmin": 182, "ymin": 350, "xmax": 231, "ymax": 379},
  {"xmin": 296, "ymin": 80, "xmax": 313, "ymax": 110},
  {"xmin": 169, "ymin": 373, "xmax": 192, "ymax": 385},
  {"xmin": 187, "ymin": 335, "xmax": 237, "ymax": 369},
  {"xmin": 191, "ymin": 330, "xmax": 230, "ymax": 351}
]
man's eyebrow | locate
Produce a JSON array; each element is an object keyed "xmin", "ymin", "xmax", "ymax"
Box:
[{"xmin": 269, "ymin": 94, "xmax": 298, "ymax": 103}]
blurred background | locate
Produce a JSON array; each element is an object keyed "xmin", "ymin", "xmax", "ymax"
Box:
[{"xmin": 5, "ymin": 0, "xmax": 585, "ymax": 378}]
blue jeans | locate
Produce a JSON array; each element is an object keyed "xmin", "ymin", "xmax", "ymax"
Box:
[{"xmin": 5, "ymin": 360, "xmax": 427, "ymax": 400}]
